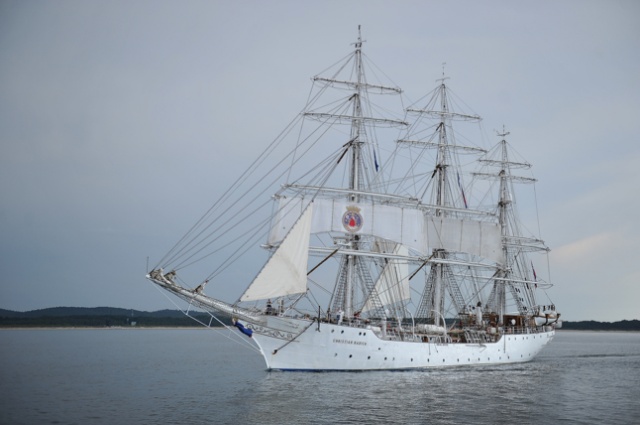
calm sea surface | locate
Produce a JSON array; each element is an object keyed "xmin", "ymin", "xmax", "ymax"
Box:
[{"xmin": 1, "ymin": 329, "xmax": 638, "ymax": 425}]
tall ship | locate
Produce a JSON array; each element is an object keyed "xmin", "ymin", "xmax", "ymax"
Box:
[{"xmin": 147, "ymin": 28, "xmax": 560, "ymax": 371}]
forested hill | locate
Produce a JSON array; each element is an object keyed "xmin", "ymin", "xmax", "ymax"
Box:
[
  {"xmin": 0, "ymin": 307, "xmax": 637, "ymax": 330},
  {"xmin": 0, "ymin": 307, "xmax": 232, "ymax": 328},
  {"xmin": 561, "ymin": 320, "xmax": 640, "ymax": 331},
  {"xmin": 0, "ymin": 307, "xmax": 184, "ymax": 318}
]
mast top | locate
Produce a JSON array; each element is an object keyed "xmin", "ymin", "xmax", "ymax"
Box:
[
  {"xmin": 496, "ymin": 125, "xmax": 510, "ymax": 138},
  {"xmin": 352, "ymin": 25, "xmax": 365, "ymax": 50},
  {"xmin": 436, "ymin": 62, "xmax": 450, "ymax": 84}
]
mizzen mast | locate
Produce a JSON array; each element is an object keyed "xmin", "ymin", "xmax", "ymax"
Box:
[{"xmin": 473, "ymin": 129, "xmax": 549, "ymax": 323}]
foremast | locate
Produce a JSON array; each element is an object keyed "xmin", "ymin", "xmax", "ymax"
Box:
[
  {"xmin": 311, "ymin": 26, "xmax": 407, "ymax": 321},
  {"xmin": 344, "ymin": 27, "xmax": 365, "ymax": 321}
]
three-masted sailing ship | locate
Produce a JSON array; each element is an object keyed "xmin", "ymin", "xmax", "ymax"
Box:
[{"xmin": 147, "ymin": 28, "xmax": 560, "ymax": 370}]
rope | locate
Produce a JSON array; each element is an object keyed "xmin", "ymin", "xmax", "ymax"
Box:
[
  {"xmin": 271, "ymin": 319, "xmax": 316, "ymax": 355},
  {"xmin": 148, "ymin": 280, "xmax": 260, "ymax": 354}
]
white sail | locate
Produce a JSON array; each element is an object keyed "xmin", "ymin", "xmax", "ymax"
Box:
[
  {"xmin": 362, "ymin": 244, "xmax": 410, "ymax": 313},
  {"xmin": 269, "ymin": 197, "xmax": 503, "ymax": 264},
  {"xmin": 426, "ymin": 216, "xmax": 503, "ymax": 264},
  {"xmin": 240, "ymin": 204, "xmax": 313, "ymax": 302}
]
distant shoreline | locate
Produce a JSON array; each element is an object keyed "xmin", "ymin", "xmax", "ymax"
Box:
[
  {"xmin": 1, "ymin": 327, "xmax": 638, "ymax": 333},
  {"xmin": 1, "ymin": 307, "xmax": 638, "ymax": 331},
  {"xmin": 0, "ymin": 326, "xmax": 214, "ymax": 330},
  {"xmin": 0, "ymin": 306, "xmax": 233, "ymax": 329}
]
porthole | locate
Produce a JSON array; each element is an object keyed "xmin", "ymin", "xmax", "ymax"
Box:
[
  {"xmin": 367, "ymin": 356, "xmax": 371, "ymax": 360},
  {"xmin": 341, "ymin": 330, "xmax": 344, "ymax": 334},
  {"xmin": 349, "ymin": 354, "xmax": 352, "ymax": 358}
]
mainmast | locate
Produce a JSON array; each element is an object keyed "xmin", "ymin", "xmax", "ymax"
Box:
[
  {"xmin": 434, "ymin": 76, "xmax": 452, "ymax": 214},
  {"xmin": 399, "ymin": 71, "xmax": 484, "ymax": 210},
  {"xmin": 430, "ymin": 77, "xmax": 452, "ymax": 326},
  {"xmin": 403, "ymin": 73, "xmax": 485, "ymax": 327}
]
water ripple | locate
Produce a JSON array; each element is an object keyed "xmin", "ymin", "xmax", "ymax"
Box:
[{"xmin": 1, "ymin": 329, "xmax": 639, "ymax": 425}]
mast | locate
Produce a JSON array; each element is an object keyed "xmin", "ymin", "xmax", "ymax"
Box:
[
  {"xmin": 435, "ymin": 76, "xmax": 451, "ymax": 214},
  {"xmin": 398, "ymin": 69, "xmax": 486, "ymax": 326},
  {"xmin": 404, "ymin": 73, "xmax": 484, "ymax": 326},
  {"xmin": 430, "ymin": 78, "xmax": 450, "ymax": 325},
  {"xmin": 496, "ymin": 131, "xmax": 511, "ymax": 323},
  {"xmin": 344, "ymin": 26, "xmax": 365, "ymax": 319},
  {"xmin": 349, "ymin": 26, "xmax": 364, "ymax": 198},
  {"xmin": 278, "ymin": 26, "xmax": 408, "ymax": 320},
  {"xmin": 474, "ymin": 129, "xmax": 548, "ymax": 323}
]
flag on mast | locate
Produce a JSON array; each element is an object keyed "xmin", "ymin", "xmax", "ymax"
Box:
[
  {"xmin": 373, "ymin": 149, "xmax": 379, "ymax": 172},
  {"xmin": 531, "ymin": 261, "xmax": 537, "ymax": 281},
  {"xmin": 457, "ymin": 172, "xmax": 468, "ymax": 208}
]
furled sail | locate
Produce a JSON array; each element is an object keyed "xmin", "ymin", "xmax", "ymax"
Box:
[
  {"xmin": 269, "ymin": 197, "xmax": 503, "ymax": 264},
  {"xmin": 240, "ymin": 204, "xmax": 313, "ymax": 302},
  {"xmin": 362, "ymin": 243, "xmax": 410, "ymax": 313}
]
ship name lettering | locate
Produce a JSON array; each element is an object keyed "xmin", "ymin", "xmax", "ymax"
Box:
[{"xmin": 333, "ymin": 338, "xmax": 367, "ymax": 346}]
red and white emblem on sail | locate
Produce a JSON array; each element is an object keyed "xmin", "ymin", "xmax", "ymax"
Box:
[{"xmin": 342, "ymin": 205, "xmax": 363, "ymax": 233}]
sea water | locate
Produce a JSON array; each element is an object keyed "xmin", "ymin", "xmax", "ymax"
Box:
[{"xmin": 1, "ymin": 329, "xmax": 638, "ymax": 425}]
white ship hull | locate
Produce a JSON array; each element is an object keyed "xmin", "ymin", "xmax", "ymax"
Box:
[
  {"xmin": 147, "ymin": 276, "xmax": 556, "ymax": 371},
  {"xmin": 247, "ymin": 318, "xmax": 555, "ymax": 371}
]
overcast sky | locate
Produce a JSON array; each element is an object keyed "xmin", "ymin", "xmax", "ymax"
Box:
[{"xmin": 1, "ymin": 0, "xmax": 638, "ymax": 321}]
